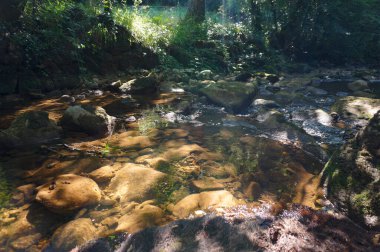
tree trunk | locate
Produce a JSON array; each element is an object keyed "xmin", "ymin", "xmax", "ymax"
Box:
[{"xmin": 186, "ymin": 0, "xmax": 205, "ymax": 22}]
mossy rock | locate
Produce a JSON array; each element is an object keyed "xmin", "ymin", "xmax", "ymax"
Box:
[
  {"xmin": 322, "ymin": 111, "xmax": 380, "ymax": 229},
  {"xmin": 0, "ymin": 111, "xmax": 61, "ymax": 149},
  {"xmin": 199, "ymin": 80, "xmax": 258, "ymax": 113},
  {"xmin": 331, "ymin": 96, "xmax": 380, "ymax": 120}
]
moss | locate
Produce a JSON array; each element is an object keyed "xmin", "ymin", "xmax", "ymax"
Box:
[
  {"xmin": 0, "ymin": 165, "xmax": 10, "ymax": 209},
  {"xmin": 321, "ymin": 153, "xmax": 350, "ymax": 192},
  {"xmin": 352, "ymin": 190, "xmax": 372, "ymax": 215},
  {"xmin": 156, "ymin": 161, "xmax": 175, "ymax": 175},
  {"xmin": 153, "ymin": 176, "xmax": 181, "ymax": 205}
]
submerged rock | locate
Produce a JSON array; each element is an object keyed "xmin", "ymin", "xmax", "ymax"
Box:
[
  {"xmin": 107, "ymin": 163, "xmax": 167, "ymax": 205},
  {"xmin": 322, "ymin": 111, "xmax": 380, "ymax": 229},
  {"xmin": 0, "ymin": 111, "xmax": 61, "ymax": 149},
  {"xmin": 199, "ymin": 80, "xmax": 258, "ymax": 113},
  {"xmin": 191, "ymin": 177, "xmax": 224, "ymax": 192},
  {"xmin": 115, "ymin": 203, "xmax": 164, "ymax": 233},
  {"xmin": 0, "ymin": 203, "xmax": 63, "ymax": 252},
  {"xmin": 348, "ymin": 80, "xmax": 369, "ymax": 92},
  {"xmin": 170, "ymin": 190, "xmax": 239, "ymax": 218},
  {"xmin": 36, "ymin": 174, "xmax": 101, "ymax": 214},
  {"xmin": 49, "ymin": 218, "xmax": 98, "ymax": 252},
  {"xmin": 60, "ymin": 105, "xmax": 115, "ymax": 136}
]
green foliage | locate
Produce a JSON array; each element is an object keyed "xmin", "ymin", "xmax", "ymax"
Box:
[
  {"xmin": 1, "ymin": 0, "xmax": 379, "ymax": 94},
  {"xmin": 101, "ymin": 142, "xmax": 121, "ymax": 157}
]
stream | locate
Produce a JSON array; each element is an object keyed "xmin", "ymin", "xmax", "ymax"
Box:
[{"xmin": 0, "ymin": 69, "xmax": 379, "ymax": 251}]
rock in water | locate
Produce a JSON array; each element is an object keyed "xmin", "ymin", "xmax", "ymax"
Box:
[
  {"xmin": 36, "ymin": 174, "xmax": 101, "ymax": 214},
  {"xmin": 119, "ymin": 76, "xmax": 159, "ymax": 94},
  {"xmin": 50, "ymin": 218, "xmax": 98, "ymax": 252},
  {"xmin": 115, "ymin": 203, "xmax": 164, "ymax": 233},
  {"xmin": 199, "ymin": 80, "xmax": 258, "ymax": 113},
  {"xmin": 60, "ymin": 105, "xmax": 115, "ymax": 136},
  {"xmin": 347, "ymin": 80, "xmax": 369, "ymax": 92},
  {"xmin": 107, "ymin": 163, "xmax": 167, "ymax": 205},
  {"xmin": 322, "ymin": 110, "xmax": 380, "ymax": 229},
  {"xmin": 0, "ymin": 111, "xmax": 61, "ymax": 149},
  {"xmin": 171, "ymin": 190, "xmax": 239, "ymax": 218}
]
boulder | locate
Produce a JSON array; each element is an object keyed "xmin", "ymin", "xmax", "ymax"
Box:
[
  {"xmin": 0, "ymin": 111, "xmax": 61, "ymax": 149},
  {"xmin": 36, "ymin": 174, "xmax": 101, "ymax": 214},
  {"xmin": 107, "ymin": 163, "xmax": 167, "ymax": 205},
  {"xmin": 331, "ymin": 96, "xmax": 380, "ymax": 120},
  {"xmin": 171, "ymin": 190, "xmax": 239, "ymax": 218},
  {"xmin": 60, "ymin": 105, "xmax": 115, "ymax": 136},
  {"xmin": 199, "ymin": 80, "xmax": 258, "ymax": 113},
  {"xmin": 348, "ymin": 80, "xmax": 369, "ymax": 92},
  {"xmin": 50, "ymin": 218, "xmax": 98, "ymax": 252},
  {"xmin": 119, "ymin": 76, "xmax": 159, "ymax": 94},
  {"xmin": 322, "ymin": 111, "xmax": 380, "ymax": 229}
]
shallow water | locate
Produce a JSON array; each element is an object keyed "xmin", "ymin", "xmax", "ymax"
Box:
[{"xmin": 0, "ymin": 79, "xmax": 370, "ymax": 251}]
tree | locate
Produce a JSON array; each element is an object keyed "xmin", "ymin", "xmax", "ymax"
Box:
[{"xmin": 186, "ymin": 0, "xmax": 205, "ymax": 22}]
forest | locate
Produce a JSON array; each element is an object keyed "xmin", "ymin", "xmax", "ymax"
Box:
[{"xmin": 0, "ymin": 0, "xmax": 380, "ymax": 251}]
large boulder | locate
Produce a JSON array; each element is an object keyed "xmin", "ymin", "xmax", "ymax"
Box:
[
  {"xmin": 106, "ymin": 163, "xmax": 167, "ymax": 205},
  {"xmin": 50, "ymin": 218, "xmax": 98, "ymax": 252},
  {"xmin": 119, "ymin": 76, "xmax": 159, "ymax": 94},
  {"xmin": 199, "ymin": 80, "xmax": 258, "ymax": 113},
  {"xmin": 322, "ymin": 111, "xmax": 380, "ymax": 229},
  {"xmin": 60, "ymin": 105, "xmax": 115, "ymax": 136},
  {"xmin": 36, "ymin": 174, "xmax": 102, "ymax": 214},
  {"xmin": 0, "ymin": 111, "xmax": 61, "ymax": 149},
  {"xmin": 331, "ymin": 96, "xmax": 380, "ymax": 121}
]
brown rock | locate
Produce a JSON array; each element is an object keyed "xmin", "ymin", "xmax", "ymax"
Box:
[
  {"xmin": 50, "ymin": 218, "xmax": 98, "ymax": 252},
  {"xmin": 191, "ymin": 177, "xmax": 224, "ymax": 192},
  {"xmin": 243, "ymin": 182, "xmax": 262, "ymax": 200},
  {"xmin": 10, "ymin": 184, "xmax": 36, "ymax": 206},
  {"xmin": 116, "ymin": 203, "xmax": 164, "ymax": 233},
  {"xmin": 36, "ymin": 174, "xmax": 101, "ymax": 214},
  {"xmin": 107, "ymin": 163, "xmax": 166, "ymax": 204},
  {"xmin": 172, "ymin": 190, "xmax": 238, "ymax": 218},
  {"xmin": 89, "ymin": 163, "xmax": 122, "ymax": 183}
]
